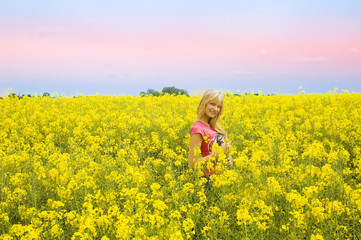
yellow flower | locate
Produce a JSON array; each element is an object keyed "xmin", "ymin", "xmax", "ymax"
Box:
[
  {"xmin": 2, "ymin": 92, "xmax": 361, "ymax": 239},
  {"xmin": 286, "ymin": 190, "xmax": 308, "ymax": 209},
  {"xmin": 266, "ymin": 177, "xmax": 283, "ymax": 196},
  {"xmin": 182, "ymin": 218, "xmax": 194, "ymax": 232},
  {"xmin": 310, "ymin": 233, "xmax": 324, "ymax": 240}
]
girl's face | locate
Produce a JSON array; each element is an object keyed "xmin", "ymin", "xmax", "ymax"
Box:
[{"xmin": 204, "ymin": 100, "xmax": 222, "ymax": 120}]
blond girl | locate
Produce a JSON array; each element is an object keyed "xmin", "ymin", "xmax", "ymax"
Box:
[{"xmin": 188, "ymin": 89, "xmax": 232, "ymax": 181}]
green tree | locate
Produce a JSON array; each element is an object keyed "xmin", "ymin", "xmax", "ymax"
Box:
[
  {"xmin": 162, "ymin": 86, "xmax": 189, "ymax": 96},
  {"xmin": 140, "ymin": 86, "xmax": 189, "ymax": 96}
]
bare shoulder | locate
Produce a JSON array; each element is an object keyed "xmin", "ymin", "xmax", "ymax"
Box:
[{"xmin": 190, "ymin": 133, "xmax": 203, "ymax": 147}]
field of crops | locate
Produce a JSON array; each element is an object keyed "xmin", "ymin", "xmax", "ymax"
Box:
[{"xmin": 1, "ymin": 91, "xmax": 361, "ymax": 239}]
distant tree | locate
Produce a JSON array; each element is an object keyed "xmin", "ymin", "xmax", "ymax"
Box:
[
  {"xmin": 5, "ymin": 93, "xmax": 43, "ymax": 99},
  {"xmin": 162, "ymin": 86, "xmax": 189, "ymax": 96},
  {"xmin": 146, "ymin": 89, "xmax": 160, "ymax": 96},
  {"xmin": 140, "ymin": 86, "xmax": 189, "ymax": 97},
  {"xmin": 42, "ymin": 92, "xmax": 50, "ymax": 97}
]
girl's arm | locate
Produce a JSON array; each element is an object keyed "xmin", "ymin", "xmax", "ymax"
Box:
[{"xmin": 188, "ymin": 133, "xmax": 217, "ymax": 169}]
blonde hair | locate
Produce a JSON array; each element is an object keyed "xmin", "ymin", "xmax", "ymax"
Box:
[{"xmin": 197, "ymin": 89, "xmax": 226, "ymax": 136}]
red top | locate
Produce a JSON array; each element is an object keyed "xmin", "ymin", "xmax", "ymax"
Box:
[{"xmin": 190, "ymin": 121, "xmax": 225, "ymax": 175}]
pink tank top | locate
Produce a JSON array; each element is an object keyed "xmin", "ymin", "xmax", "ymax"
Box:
[{"xmin": 190, "ymin": 121, "xmax": 225, "ymax": 175}]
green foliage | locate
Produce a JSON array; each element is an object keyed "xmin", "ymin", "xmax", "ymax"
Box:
[
  {"xmin": 2, "ymin": 92, "xmax": 52, "ymax": 99},
  {"xmin": 140, "ymin": 86, "xmax": 189, "ymax": 97}
]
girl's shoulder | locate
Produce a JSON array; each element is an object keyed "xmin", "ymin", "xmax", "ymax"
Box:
[
  {"xmin": 190, "ymin": 121, "xmax": 203, "ymax": 132},
  {"xmin": 191, "ymin": 121, "xmax": 217, "ymax": 136},
  {"xmin": 192, "ymin": 120, "xmax": 205, "ymax": 127},
  {"xmin": 190, "ymin": 121, "xmax": 206, "ymax": 136},
  {"xmin": 191, "ymin": 120, "xmax": 213, "ymax": 131}
]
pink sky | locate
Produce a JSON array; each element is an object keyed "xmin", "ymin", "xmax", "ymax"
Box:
[{"xmin": 1, "ymin": 1, "xmax": 360, "ymax": 95}]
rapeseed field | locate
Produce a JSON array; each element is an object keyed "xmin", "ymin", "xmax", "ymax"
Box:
[{"xmin": 1, "ymin": 91, "xmax": 361, "ymax": 239}]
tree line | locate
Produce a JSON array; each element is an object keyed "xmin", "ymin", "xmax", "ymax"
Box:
[
  {"xmin": 2, "ymin": 87, "xmax": 274, "ymax": 99},
  {"xmin": 1, "ymin": 92, "xmax": 51, "ymax": 99},
  {"xmin": 1, "ymin": 86, "xmax": 189, "ymax": 99},
  {"xmin": 140, "ymin": 86, "xmax": 189, "ymax": 96}
]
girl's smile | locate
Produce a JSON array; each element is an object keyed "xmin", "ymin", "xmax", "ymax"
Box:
[{"xmin": 205, "ymin": 101, "xmax": 221, "ymax": 120}]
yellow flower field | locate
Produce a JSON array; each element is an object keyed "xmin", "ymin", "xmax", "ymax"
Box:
[{"xmin": 1, "ymin": 91, "xmax": 361, "ymax": 239}]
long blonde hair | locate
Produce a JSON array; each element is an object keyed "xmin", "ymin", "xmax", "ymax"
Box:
[{"xmin": 197, "ymin": 89, "xmax": 226, "ymax": 136}]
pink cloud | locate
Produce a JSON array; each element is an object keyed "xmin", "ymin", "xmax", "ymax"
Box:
[
  {"xmin": 233, "ymin": 70, "xmax": 252, "ymax": 76},
  {"xmin": 346, "ymin": 48, "xmax": 360, "ymax": 54},
  {"xmin": 297, "ymin": 57, "xmax": 328, "ymax": 62},
  {"xmin": 258, "ymin": 49, "xmax": 269, "ymax": 56}
]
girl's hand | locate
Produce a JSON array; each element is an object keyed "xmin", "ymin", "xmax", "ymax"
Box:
[
  {"xmin": 221, "ymin": 141, "xmax": 231, "ymax": 154},
  {"xmin": 226, "ymin": 142, "xmax": 231, "ymax": 151},
  {"xmin": 227, "ymin": 156, "xmax": 233, "ymax": 167}
]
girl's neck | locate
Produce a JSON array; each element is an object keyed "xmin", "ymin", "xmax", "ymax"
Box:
[{"xmin": 198, "ymin": 116, "xmax": 211, "ymax": 126}]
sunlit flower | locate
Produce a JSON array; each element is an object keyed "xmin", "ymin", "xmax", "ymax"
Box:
[{"xmin": 1, "ymin": 92, "xmax": 360, "ymax": 239}]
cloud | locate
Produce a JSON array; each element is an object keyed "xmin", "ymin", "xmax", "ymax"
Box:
[
  {"xmin": 297, "ymin": 57, "xmax": 327, "ymax": 62},
  {"xmin": 87, "ymin": 20, "xmax": 100, "ymax": 27},
  {"xmin": 280, "ymin": 71, "xmax": 291, "ymax": 75},
  {"xmin": 232, "ymin": 70, "xmax": 252, "ymax": 76},
  {"xmin": 36, "ymin": 27, "xmax": 70, "ymax": 38},
  {"xmin": 106, "ymin": 73, "xmax": 118, "ymax": 79},
  {"xmin": 104, "ymin": 63, "xmax": 115, "ymax": 68},
  {"xmin": 36, "ymin": 27, "xmax": 55, "ymax": 38},
  {"xmin": 258, "ymin": 49, "xmax": 269, "ymax": 56},
  {"xmin": 346, "ymin": 48, "xmax": 359, "ymax": 54}
]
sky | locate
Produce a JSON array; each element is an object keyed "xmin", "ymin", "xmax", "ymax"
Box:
[{"xmin": 0, "ymin": 0, "xmax": 360, "ymax": 96}]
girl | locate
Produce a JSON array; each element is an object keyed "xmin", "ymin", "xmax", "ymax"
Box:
[{"xmin": 188, "ymin": 89, "xmax": 232, "ymax": 179}]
